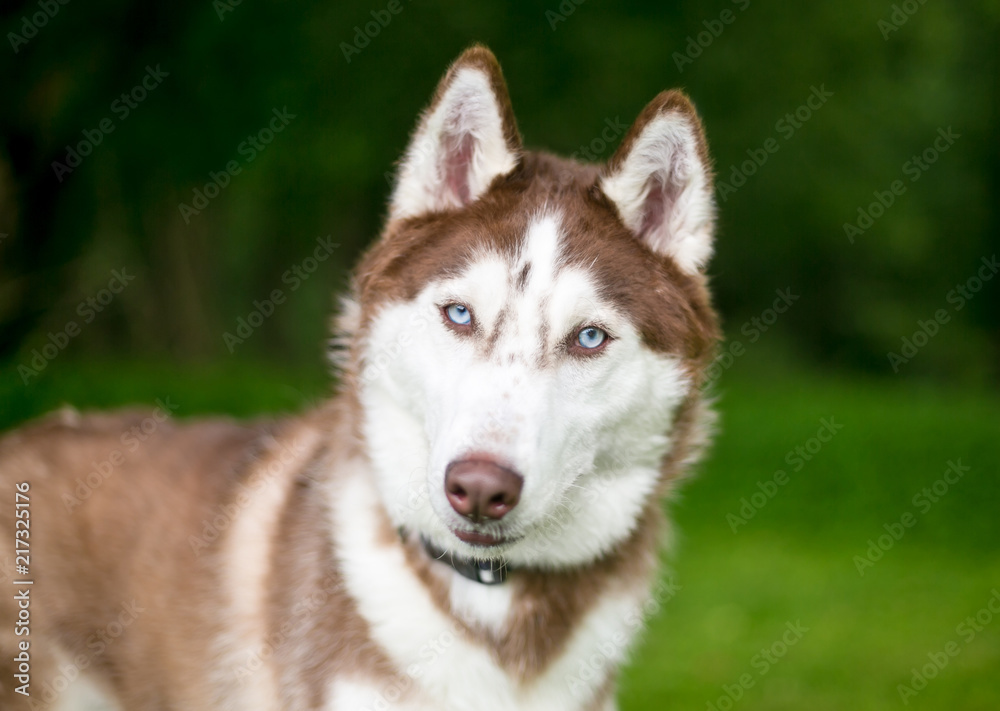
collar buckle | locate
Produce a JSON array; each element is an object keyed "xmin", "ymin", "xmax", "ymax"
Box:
[{"xmin": 418, "ymin": 534, "xmax": 510, "ymax": 586}]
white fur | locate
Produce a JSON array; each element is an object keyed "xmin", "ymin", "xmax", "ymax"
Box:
[
  {"xmin": 48, "ymin": 661, "xmax": 120, "ymax": 711},
  {"xmin": 326, "ymin": 678, "xmax": 424, "ymax": 711},
  {"xmin": 601, "ymin": 114, "xmax": 714, "ymax": 274},
  {"xmin": 329, "ymin": 465, "xmax": 641, "ymax": 710},
  {"xmin": 212, "ymin": 431, "xmax": 320, "ymax": 711},
  {"xmin": 391, "ymin": 67, "xmax": 518, "ymax": 220},
  {"xmin": 359, "ymin": 212, "xmax": 691, "ymax": 573},
  {"xmin": 448, "ymin": 571, "xmax": 513, "ymax": 635}
]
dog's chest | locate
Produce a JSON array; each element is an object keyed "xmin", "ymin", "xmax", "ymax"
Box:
[
  {"xmin": 326, "ymin": 470, "xmax": 640, "ymax": 711},
  {"xmin": 321, "ymin": 589, "xmax": 634, "ymax": 711}
]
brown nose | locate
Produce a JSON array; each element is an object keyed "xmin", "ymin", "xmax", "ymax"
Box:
[{"xmin": 445, "ymin": 458, "xmax": 523, "ymax": 522}]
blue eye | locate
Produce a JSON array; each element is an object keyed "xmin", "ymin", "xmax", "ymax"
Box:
[
  {"xmin": 577, "ymin": 326, "xmax": 608, "ymax": 350},
  {"xmin": 445, "ymin": 303, "xmax": 472, "ymax": 326}
]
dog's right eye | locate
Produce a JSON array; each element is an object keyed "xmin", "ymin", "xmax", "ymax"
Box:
[{"xmin": 443, "ymin": 303, "xmax": 473, "ymax": 328}]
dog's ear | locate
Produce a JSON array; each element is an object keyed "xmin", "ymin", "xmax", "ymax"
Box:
[
  {"xmin": 389, "ymin": 45, "xmax": 521, "ymax": 221},
  {"xmin": 601, "ymin": 91, "xmax": 715, "ymax": 274}
]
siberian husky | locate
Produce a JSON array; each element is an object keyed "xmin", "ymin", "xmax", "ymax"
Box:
[{"xmin": 0, "ymin": 45, "xmax": 719, "ymax": 710}]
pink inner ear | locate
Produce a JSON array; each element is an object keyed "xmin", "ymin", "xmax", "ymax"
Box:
[
  {"xmin": 638, "ymin": 172, "xmax": 669, "ymax": 240},
  {"xmin": 637, "ymin": 147, "xmax": 687, "ymax": 246},
  {"xmin": 443, "ymin": 132, "xmax": 476, "ymax": 205}
]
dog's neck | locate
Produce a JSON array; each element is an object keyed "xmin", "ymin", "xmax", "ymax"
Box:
[{"xmin": 414, "ymin": 532, "xmax": 511, "ymax": 585}]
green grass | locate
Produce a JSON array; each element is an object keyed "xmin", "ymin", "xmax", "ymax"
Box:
[
  {"xmin": 2, "ymin": 357, "xmax": 998, "ymax": 709},
  {"xmin": 622, "ymin": 371, "xmax": 1000, "ymax": 711}
]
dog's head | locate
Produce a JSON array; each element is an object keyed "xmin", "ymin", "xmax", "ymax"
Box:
[{"xmin": 342, "ymin": 46, "xmax": 718, "ymax": 569}]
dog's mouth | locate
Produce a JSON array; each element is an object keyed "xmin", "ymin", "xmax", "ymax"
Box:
[{"xmin": 452, "ymin": 528, "xmax": 507, "ymax": 546}]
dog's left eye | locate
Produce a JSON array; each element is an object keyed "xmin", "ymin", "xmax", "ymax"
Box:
[
  {"xmin": 444, "ymin": 303, "xmax": 472, "ymax": 326},
  {"xmin": 576, "ymin": 326, "xmax": 608, "ymax": 350}
]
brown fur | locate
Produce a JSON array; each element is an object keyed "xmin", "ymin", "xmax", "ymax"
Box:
[
  {"xmin": 0, "ymin": 409, "xmax": 273, "ymax": 708},
  {"xmin": 354, "ymin": 151, "xmax": 717, "ymax": 365},
  {"xmin": 0, "ymin": 45, "xmax": 719, "ymax": 710}
]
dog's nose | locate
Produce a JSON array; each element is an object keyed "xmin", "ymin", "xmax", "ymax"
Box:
[{"xmin": 444, "ymin": 458, "xmax": 523, "ymax": 522}]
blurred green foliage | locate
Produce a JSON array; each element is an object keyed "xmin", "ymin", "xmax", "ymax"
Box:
[{"xmin": 0, "ymin": 0, "xmax": 997, "ymax": 383}]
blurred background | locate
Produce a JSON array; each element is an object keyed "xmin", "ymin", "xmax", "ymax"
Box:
[{"xmin": 1, "ymin": 1, "xmax": 997, "ymax": 709}]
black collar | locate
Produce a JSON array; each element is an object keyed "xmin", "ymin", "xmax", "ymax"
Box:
[{"xmin": 418, "ymin": 534, "xmax": 511, "ymax": 586}]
